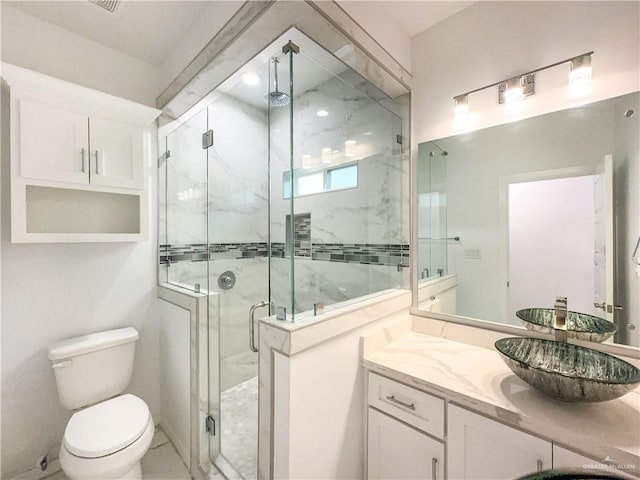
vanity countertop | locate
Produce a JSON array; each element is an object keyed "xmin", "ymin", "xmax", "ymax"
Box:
[{"xmin": 363, "ymin": 330, "xmax": 640, "ymax": 476}]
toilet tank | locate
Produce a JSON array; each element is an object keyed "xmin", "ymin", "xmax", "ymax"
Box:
[{"xmin": 48, "ymin": 327, "xmax": 139, "ymax": 410}]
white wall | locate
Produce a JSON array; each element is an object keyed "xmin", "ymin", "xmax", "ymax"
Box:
[
  {"xmin": 1, "ymin": 5, "xmax": 159, "ymax": 106},
  {"xmin": 0, "ymin": 6, "xmax": 161, "ymax": 477},
  {"xmin": 412, "ymin": 1, "xmax": 640, "ymax": 143}
]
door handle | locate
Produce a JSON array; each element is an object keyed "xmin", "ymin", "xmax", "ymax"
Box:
[
  {"xmin": 249, "ymin": 301, "xmax": 270, "ymax": 352},
  {"xmin": 94, "ymin": 150, "xmax": 99, "ymax": 175},
  {"xmin": 594, "ymin": 302, "xmax": 606, "ymax": 310},
  {"xmin": 81, "ymin": 148, "xmax": 86, "ymax": 173}
]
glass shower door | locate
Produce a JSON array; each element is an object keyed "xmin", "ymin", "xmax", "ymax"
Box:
[{"xmin": 206, "ymin": 55, "xmax": 272, "ymax": 479}]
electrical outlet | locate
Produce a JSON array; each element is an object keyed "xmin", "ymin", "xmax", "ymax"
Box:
[{"xmin": 464, "ymin": 248, "xmax": 481, "ymax": 259}]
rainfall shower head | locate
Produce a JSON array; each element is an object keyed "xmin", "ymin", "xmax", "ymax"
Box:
[{"xmin": 265, "ymin": 57, "xmax": 290, "ymax": 107}]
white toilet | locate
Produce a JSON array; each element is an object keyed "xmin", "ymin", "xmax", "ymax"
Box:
[{"xmin": 48, "ymin": 327, "xmax": 154, "ymax": 480}]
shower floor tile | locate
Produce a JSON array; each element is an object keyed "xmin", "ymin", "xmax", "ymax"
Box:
[{"xmin": 220, "ymin": 375, "xmax": 258, "ymax": 480}]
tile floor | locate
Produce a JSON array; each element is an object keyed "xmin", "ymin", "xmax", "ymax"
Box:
[
  {"xmin": 219, "ymin": 376, "xmax": 258, "ymax": 480},
  {"xmin": 43, "ymin": 427, "xmax": 192, "ymax": 480}
]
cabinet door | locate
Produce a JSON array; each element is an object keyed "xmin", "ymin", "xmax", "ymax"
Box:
[
  {"xmin": 448, "ymin": 405, "xmax": 552, "ymax": 480},
  {"xmin": 18, "ymin": 99, "xmax": 89, "ymax": 184},
  {"xmin": 89, "ymin": 116, "xmax": 143, "ymax": 189},
  {"xmin": 368, "ymin": 408, "xmax": 444, "ymax": 480}
]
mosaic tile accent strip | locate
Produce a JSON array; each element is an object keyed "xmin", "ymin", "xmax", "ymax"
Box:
[
  {"xmin": 311, "ymin": 242, "xmax": 410, "ymax": 266},
  {"xmin": 159, "ymin": 243, "xmax": 269, "ymax": 264},
  {"xmin": 160, "ymin": 242, "xmax": 409, "ymax": 266}
]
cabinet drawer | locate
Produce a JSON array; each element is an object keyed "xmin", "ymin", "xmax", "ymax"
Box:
[{"xmin": 368, "ymin": 372, "xmax": 444, "ymax": 439}]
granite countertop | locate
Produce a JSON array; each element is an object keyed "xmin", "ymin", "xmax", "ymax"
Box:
[{"xmin": 363, "ymin": 331, "xmax": 640, "ymax": 476}]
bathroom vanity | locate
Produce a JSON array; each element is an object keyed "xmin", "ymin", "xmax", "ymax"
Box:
[{"xmin": 362, "ymin": 318, "xmax": 640, "ymax": 479}]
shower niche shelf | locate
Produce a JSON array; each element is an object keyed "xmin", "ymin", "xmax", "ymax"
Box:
[{"xmin": 3, "ymin": 63, "xmax": 160, "ymax": 243}]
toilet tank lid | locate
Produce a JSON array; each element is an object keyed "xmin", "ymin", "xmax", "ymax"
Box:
[{"xmin": 48, "ymin": 327, "xmax": 139, "ymax": 361}]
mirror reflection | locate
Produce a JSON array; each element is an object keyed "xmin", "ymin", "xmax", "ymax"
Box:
[{"xmin": 417, "ymin": 92, "xmax": 639, "ymax": 348}]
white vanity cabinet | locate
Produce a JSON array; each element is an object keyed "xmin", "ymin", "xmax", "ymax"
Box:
[
  {"xmin": 368, "ymin": 408, "xmax": 444, "ymax": 480},
  {"xmin": 3, "ymin": 63, "xmax": 159, "ymax": 242},
  {"xmin": 367, "ymin": 373, "xmax": 445, "ymax": 480},
  {"xmin": 448, "ymin": 404, "xmax": 552, "ymax": 480}
]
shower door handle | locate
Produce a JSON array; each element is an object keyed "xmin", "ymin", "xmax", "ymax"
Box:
[{"xmin": 249, "ymin": 301, "xmax": 269, "ymax": 353}]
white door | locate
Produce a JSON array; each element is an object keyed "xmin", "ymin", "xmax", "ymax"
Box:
[
  {"xmin": 448, "ymin": 405, "xmax": 552, "ymax": 480},
  {"xmin": 368, "ymin": 408, "xmax": 444, "ymax": 480},
  {"xmin": 18, "ymin": 99, "xmax": 89, "ymax": 185},
  {"xmin": 89, "ymin": 116, "xmax": 143, "ymax": 189},
  {"xmin": 593, "ymin": 154, "xmax": 616, "ymax": 323}
]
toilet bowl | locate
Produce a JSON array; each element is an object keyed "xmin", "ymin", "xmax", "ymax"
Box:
[
  {"xmin": 59, "ymin": 394, "xmax": 154, "ymax": 480},
  {"xmin": 49, "ymin": 328, "xmax": 155, "ymax": 480}
]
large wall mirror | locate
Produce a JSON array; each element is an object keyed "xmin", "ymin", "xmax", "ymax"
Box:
[{"xmin": 415, "ymin": 92, "xmax": 639, "ymax": 349}]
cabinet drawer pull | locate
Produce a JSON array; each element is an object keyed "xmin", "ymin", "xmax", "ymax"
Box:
[
  {"xmin": 432, "ymin": 457, "xmax": 438, "ymax": 480},
  {"xmin": 94, "ymin": 150, "xmax": 99, "ymax": 175},
  {"xmin": 81, "ymin": 148, "xmax": 86, "ymax": 173},
  {"xmin": 385, "ymin": 394, "xmax": 416, "ymax": 411}
]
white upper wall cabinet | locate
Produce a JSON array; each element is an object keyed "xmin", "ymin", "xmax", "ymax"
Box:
[
  {"xmin": 2, "ymin": 62, "xmax": 160, "ymax": 243},
  {"xmin": 18, "ymin": 99, "xmax": 90, "ymax": 185},
  {"xmin": 17, "ymin": 96, "xmax": 145, "ymax": 190},
  {"xmin": 89, "ymin": 116, "xmax": 143, "ymax": 189}
]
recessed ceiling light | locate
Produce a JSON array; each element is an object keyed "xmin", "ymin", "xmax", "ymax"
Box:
[
  {"xmin": 363, "ymin": 131, "xmax": 373, "ymax": 136},
  {"xmin": 241, "ymin": 72, "xmax": 260, "ymax": 86},
  {"xmin": 316, "ymin": 110, "xmax": 329, "ymax": 117}
]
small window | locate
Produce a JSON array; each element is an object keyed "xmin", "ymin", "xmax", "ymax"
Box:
[
  {"xmin": 283, "ymin": 162, "xmax": 358, "ymax": 199},
  {"xmin": 326, "ymin": 164, "xmax": 357, "ymax": 190}
]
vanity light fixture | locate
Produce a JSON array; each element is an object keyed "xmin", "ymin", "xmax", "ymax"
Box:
[
  {"xmin": 499, "ymin": 74, "xmax": 535, "ymax": 105},
  {"xmin": 569, "ymin": 53, "xmax": 593, "ymax": 96},
  {"xmin": 316, "ymin": 109, "xmax": 329, "ymax": 117},
  {"xmin": 453, "ymin": 94, "xmax": 469, "ymax": 118},
  {"xmin": 453, "ymin": 51, "xmax": 594, "ymax": 114}
]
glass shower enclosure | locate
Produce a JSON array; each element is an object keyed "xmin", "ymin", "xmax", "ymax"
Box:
[{"xmin": 158, "ymin": 32, "xmax": 406, "ymax": 479}]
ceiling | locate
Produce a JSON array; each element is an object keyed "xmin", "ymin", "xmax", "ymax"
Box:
[
  {"xmin": 5, "ymin": 1, "xmax": 475, "ymax": 68},
  {"xmin": 4, "ymin": 0, "xmax": 212, "ymax": 66},
  {"xmin": 377, "ymin": 1, "xmax": 476, "ymax": 37}
]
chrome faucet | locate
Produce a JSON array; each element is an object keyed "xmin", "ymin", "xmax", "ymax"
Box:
[{"xmin": 553, "ymin": 296, "xmax": 568, "ymax": 342}]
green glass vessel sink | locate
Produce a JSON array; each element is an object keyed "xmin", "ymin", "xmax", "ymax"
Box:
[
  {"xmin": 516, "ymin": 308, "xmax": 617, "ymax": 343},
  {"xmin": 495, "ymin": 337, "xmax": 640, "ymax": 402}
]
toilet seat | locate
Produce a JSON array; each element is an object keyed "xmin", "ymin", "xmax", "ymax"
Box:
[{"xmin": 64, "ymin": 394, "xmax": 150, "ymax": 458}]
